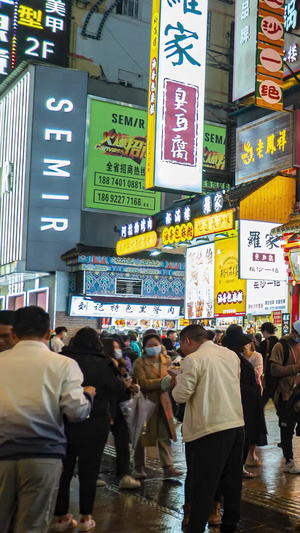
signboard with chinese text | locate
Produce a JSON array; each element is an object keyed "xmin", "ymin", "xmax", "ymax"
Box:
[
  {"xmin": 193, "ymin": 209, "xmax": 235, "ymax": 238},
  {"xmin": 120, "ymin": 217, "xmax": 154, "ymax": 239},
  {"xmin": 0, "ymin": 0, "xmax": 71, "ymax": 85},
  {"xmin": 145, "ymin": 0, "xmax": 208, "ymax": 193},
  {"xmin": 84, "ymin": 98, "xmax": 161, "ymax": 215},
  {"xmin": 69, "ymin": 296, "xmax": 181, "ymax": 319},
  {"xmin": 255, "ymin": 0, "xmax": 285, "ymax": 111},
  {"xmin": 239, "ymin": 220, "xmax": 287, "ymax": 280},
  {"xmin": 233, "ymin": 0, "xmax": 258, "ymax": 101},
  {"xmin": 288, "ymin": 249, "xmax": 300, "ymax": 280},
  {"xmin": 214, "ymin": 237, "xmax": 247, "ymax": 317},
  {"xmin": 282, "ymin": 312, "xmax": 291, "ymax": 334},
  {"xmin": 284, "ymin": 0, "xmax": 298, "ymax": 32},
  {"xmin": 185, "ymin": 243, "xmax": 214, "ymax": 319},
  {"xmin": 246, "ymin": 279, "xmax": 288, "ymax": 313},
  {"xmin": 162, "ymin": 222, "xmax": 194, "ymax": 245},
  {"xmin": 236, "ymin": 112, "xmax": 293, "ymax": 185},
  {"xmin": 272, "ymin": 309, "xmax": 282, "ymax": 323},
  {"xmin": 116, "ymin": 231, "xmax": 158, "ymax": 256}
]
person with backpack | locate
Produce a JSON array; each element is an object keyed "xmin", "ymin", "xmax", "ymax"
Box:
[
  {"xmin": 270, "ymin": 320, "xmax": 300, "ymax": 474},
  {"xmin": 258, "ymin": 322, "xmax": 279, "ymax": 406}
]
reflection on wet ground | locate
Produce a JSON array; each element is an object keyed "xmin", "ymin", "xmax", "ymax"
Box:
[{"xmin": 50, "ymin": 403, "xmax": 300, "ymax": 532}]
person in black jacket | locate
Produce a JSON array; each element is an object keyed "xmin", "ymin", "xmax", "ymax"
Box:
[
  {"xmin": 53, "ymin": 327, "xmax": 123, "ymax": 532},
  {"xmin": 258, "ymin": 322, "xmax": 279, "ymax": 406},
  {"xmin": 223, "ymin": 325, "xmax": 267, "ymax": 479}
]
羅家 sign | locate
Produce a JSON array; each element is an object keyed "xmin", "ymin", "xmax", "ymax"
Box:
[{"xmin": 236, "ymin": 111, "xmax": 293, "ymax": 185}]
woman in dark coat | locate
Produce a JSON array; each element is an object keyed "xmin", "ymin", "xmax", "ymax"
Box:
[
  {"xmin": 222, "ymin": 325, "xmax": 267, "ymax": 478},
  {"xmin": 54, "ymin": 327, "xmax": 123, "ymax": 532}
]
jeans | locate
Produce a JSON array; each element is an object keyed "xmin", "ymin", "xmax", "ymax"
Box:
[{"xmin": 277, "ymin": 400, "xmax": 296, "ymax": 462}]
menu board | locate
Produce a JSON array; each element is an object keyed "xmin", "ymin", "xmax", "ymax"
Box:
[{"xmin": 185, "ymin": 244, "xmax": 215, "ymax": 319}]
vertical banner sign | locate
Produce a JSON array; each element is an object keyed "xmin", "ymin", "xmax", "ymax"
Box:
[
  {"xmin": 255, "ymin": 0, "xmax": 285, "ymax": 111},
  {"xmin": 0, "ymin": 1, "xmax": 71, "ymax": 85},
  {"xmin": 146, "ymin": 0, "xmax": 208, "ymax": 193},
  {"xmin": 214, "ymin": 237, "xmax": 247, "ymax": 317},
  {"xmin": 26, "ymin": 65, "xmax": 88, "ymax": 272}
]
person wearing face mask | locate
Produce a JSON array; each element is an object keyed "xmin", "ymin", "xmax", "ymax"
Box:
[
  {"xmin": 111, "ymin": 335, "xmax": 133, "ymax": 372},
  {"xmin": 132, "ymin": 333, "xmax": 183, "ymax": 479},
  {"xmin": 270, "ymin": 319, "xmax": 300, "ymax": 474}
]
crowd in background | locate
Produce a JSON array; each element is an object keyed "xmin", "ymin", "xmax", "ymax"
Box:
[{"xmin": 1, "ymin": 308, "xmax": 300, "ymax": 533}]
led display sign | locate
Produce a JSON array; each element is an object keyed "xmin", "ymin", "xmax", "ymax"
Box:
[
  {"xmin": 145, "ymin": 0, "xmax": 208, "ymax": 193},
  {"xmin": 0, "ymin": 1, "xmax": 71, "ymax": 84},
  {"xmin": 193, "ymin": 209, "xmax": 235, "ymax": 238},
  {"xmin": 116, "ymin": 231, "xmax": 158, "ymax": 256}
]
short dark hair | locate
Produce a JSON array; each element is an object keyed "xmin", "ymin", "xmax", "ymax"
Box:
[
  {"xmin": 143, "ymin": 333, "xmax": 161, "ymax": 349},
  {"xmin": 55, "ymin": 326, "xmax": 68, "ymax": 335},
  {"xmin": 167, "ymin": 330, "xmax": 176, "ymax": 336},
  {"xmin": 121, "ymin": 334, "xmax": 130, "ymax": 342},
  {"xmin": 72, "ymin": 327, "xmax": 102, "ymax": 352},
  {"xmin": 206, "ymin": 329, "xmax": 216, "ymax": 341},
  {"xmin": 162, "ymin": 337, "xmax": 174, "ymax": 351},
  {"xmin": 180, "ymin": 324, "xmax": 208, "ymax": 341},
  {"xmin": 261, "ymin": 322, "xmax": 276, "ymax": 335},
  {"xmin": 128, "ymin": 331, "xmax": 137, "ymax": 341},
  {"xmin": 0, "ymin": 310, "xmax": 15, "ymax": 326},
  {"xmin": 13, "ymin": 306, "xmax": 50, "ymax": 339}
]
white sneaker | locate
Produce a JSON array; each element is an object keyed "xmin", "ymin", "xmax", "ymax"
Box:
[
  {"xmin": 284, "ymin": 459, "xmax": 300, "ymax": 474},
  {"xmin": 54, "ymin": 515, "xmax": 77, "ymax": 532},
  {"xmin": 78, "ymin": 517, "xmax": 96, "ymax": 531},
  {"xmin": 119, "ymin": 475, "xmax": 141, "ymax": 489},
  {"xmin": 132, "ymin": 468, "xmax": 147, "ymax": 479}
]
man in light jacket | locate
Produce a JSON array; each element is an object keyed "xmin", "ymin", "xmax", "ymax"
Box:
[
  {"xmin": 172, "ymin": 325, "xmax": 244, "ymax": 533},
  {"xmin": 0, "ymin": 306, "xmax": 95, "ymax": 533}
]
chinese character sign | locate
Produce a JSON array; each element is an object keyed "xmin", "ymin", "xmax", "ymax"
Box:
[
  {"xmin": 0, "ymin": 0, "xmax": 71, "ymax": 84},
  {"xmin": 85, "ymin": 98, "xmax": 161, "ymax": 216},
  {"xmin": 185, "ymin": 243, "xmax": 214, "ymax": 319},
  {"xmin": 145, "ymin": 0, "xmax": 208, "ymax": 193},
  {"xmin": 193, "ymin": 209, "xmax": 235, "ymax": 238},
  {"xmin": 239, "ymin": 220, "xmax": 288, "ymax": 280},
  {"xmin": 69, "ymin": 297, "xmax": 181, "ymax": 319},
  {"xmin": 214, "ymin": 237, "xmax": 247, "ymax": 317},
  {"xmin": 236, "ymin": 111, "xmax": 293, "ymax": 185},
  {"xmin": 255, "ymin": 0, "xmax": 285, "ymax": 110},
  {"xmin": 246, "ymin": 280, "xmax": 288, "ymax": 314},
  {"xmin": 233, "ymin": 0, "xmax": 258, "ymax": 101}
]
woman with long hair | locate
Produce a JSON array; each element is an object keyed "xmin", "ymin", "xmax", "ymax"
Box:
[{"xmin": 53, "ymin": 328, "xmax": 122, "ymax": 532}]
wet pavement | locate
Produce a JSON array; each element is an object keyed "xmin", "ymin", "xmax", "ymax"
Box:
[{"xmin": 51, "ymin": 403, "xmax": 300, "ymax": 532}]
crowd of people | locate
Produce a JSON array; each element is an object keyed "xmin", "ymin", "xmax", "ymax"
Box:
[{"xmin": 1, "ymin": 307, "xmax": 300, "ymax": 533}]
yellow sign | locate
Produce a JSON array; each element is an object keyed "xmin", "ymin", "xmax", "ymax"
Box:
[
  {"xmin": 214, "ymin": 237, "xmax": 246, "ymax": 317},
  {"xmin": 194, "ymin": 209, "xmax": 234, "ymax": 238},
  {"xmin": 162, "ymin": 222, "xmax": 194, "ymax": 245},
  {"xmin": 116, "ymin": 231, "xmax": 157, "ymax": 256},
  {"xmin": 145, "ymin": 0, "xmax": 160, "ymax": 189}
]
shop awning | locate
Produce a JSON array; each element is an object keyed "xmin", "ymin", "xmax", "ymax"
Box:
[{"xmin": 271, "ymin": 214, "xmax": 300, "ymax": 236}]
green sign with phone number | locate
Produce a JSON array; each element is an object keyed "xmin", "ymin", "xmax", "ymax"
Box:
[{"xmin": 84, "ymin": 98, "xmax": 161, "ymax": 215}]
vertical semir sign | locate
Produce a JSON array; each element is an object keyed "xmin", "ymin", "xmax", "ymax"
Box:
[
  {"xmin": 0, "ymin": 1, "xmax": 71, "ymax": 85},
  {"xmin": 26, "ymin": 65, "xmax": 88, "ymax": 272},
  {"xmin": 145, "ymin": 0, "xmax": 208, "ymax": 193},
  {"xmin": 255, "ymin": 0, "xmax": 285, "ymax": 110}
]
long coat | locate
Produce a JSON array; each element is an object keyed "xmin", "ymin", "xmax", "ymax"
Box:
[{"xmin": 133, "ymin": 352, "xmax": 177, "ymax": 447}]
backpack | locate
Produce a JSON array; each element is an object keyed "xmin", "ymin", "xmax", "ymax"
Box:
[{"xmin": 264, "ymin": 338, "xmax": 289, "ymax": 398}]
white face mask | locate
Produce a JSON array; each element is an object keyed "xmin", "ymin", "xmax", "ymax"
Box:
[
  {"xmin": 114, "ymin": 349, "xmax": 123, "ymax": 359},
  {"xmin": 145, "ymin": 345, "xmax": 161, "ymax": 357}
]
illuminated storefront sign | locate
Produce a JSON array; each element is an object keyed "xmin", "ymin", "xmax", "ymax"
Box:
[
  {"xmin": 84, "ymin": 98, "xmax": 160, "ymax": 216},
  {"xmin": 284, "ymin": 0, "xmax": 298, "ymax": 32},
  {"xmin": 288, "ymin": 249, "xmax": 300, "ymax": 281},
  {"xmin": 246, "ymin": 279, "xmax": 288, "ymax": 313},
  {"xmin": 236, "ymin": 111, "xmax": 293, "ymax": 185},
  {"xmin": 26, "ymin": 65, "xmax": 88, "ymax": 271},
  {"xmin": 185, "ymin": 243, "xmax": 214, "ymax": 319},
  {"xmin": 164, "ymin": 205, "xmax": 191, "ymax": 226},
  {"xmin": 162, "ymin": 223, "xmax": 194, "ymax": 245},
  {"xmin": 120, "ymin": 217, "xmax": 154, "ymax": 239},
  {"xmin": 232, "ymin": 0, "xmax": 258, "ymax": 101},
  {"xmin": 193, "ymin": 209, "xmax": 234, "ymax": 238},
  {"xmin": 145, "ymin": 0, "xmax": 208, "ymax": 193},
  {"xmin": 239, "ymin": 220, "xmax": 287, "ymax": 280},
  {"xmin": 203, "ymin": 123, "xmax": 226, "ymax": 170},
  {"xmin": 214, "ymin": 237, "xmax": 247, "ymax": 317},
  {"xmin": 116, "ymin": 231, "xmax": 158, "ymax": 256},
  {"xmin": 69, "ymin": 296, "xmax": 181, "ymax": 319},
  {"xmin": 0, "ymin": 1, "xmax": 71, "ymax": 84},
  {"xmin": 255, "ymin": 0, "xmax": 285, "ymax": 111}
]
